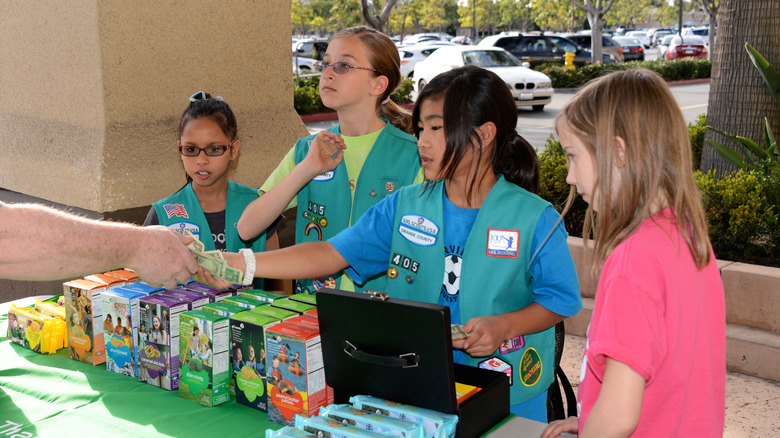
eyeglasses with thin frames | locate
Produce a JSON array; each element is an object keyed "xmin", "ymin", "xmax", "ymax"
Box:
[
  {"xmin": 178, "ymin": 141, "xmax": 234, "ymax": 157},
  {"xmin": 314, "ymin": 60, "xmax": 382, "ymax": 75}
]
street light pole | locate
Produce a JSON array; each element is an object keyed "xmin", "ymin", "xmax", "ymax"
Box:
[
  {"xmin": 472, "ymin": 0, "xmax": 476, "ymax": 40},
  {"xmin": 678, "ymin": 0, "xmax": 683, "ymax": 35}
]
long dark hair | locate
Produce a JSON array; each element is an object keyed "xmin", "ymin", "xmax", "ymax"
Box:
[{"xmin": 412, "ymin": 65, "xmax": 539, "ymax": 200}]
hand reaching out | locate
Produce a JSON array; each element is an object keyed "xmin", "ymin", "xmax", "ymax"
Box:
[
  {"xmin": 301, "ymin": 131, "xmax": 345, "ymax": 176},
  {"xmin": 193, "ymin": 251, "xmax": 245, "ymax": 289}
]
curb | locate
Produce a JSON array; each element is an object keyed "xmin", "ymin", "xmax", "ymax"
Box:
[
  {"xmin": 666, "ymin": 77, "xmax": 711, "ymax": 86},
  {"xmin": 556, "ymin": 77, "xmax": 710, "ymax": 94},
  {"xmin": 299, "ymin": 111, "xmax": 338, "ymax": 123}
]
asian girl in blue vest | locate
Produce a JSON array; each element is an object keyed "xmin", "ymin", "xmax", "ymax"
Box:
[
  {"xmin": 199, "ymin": 66, "xmax": 582, "ymax": 422},
  {"xmin": 144, "ymin": 92, "xmax": 282, "ymax": 287},
  {"xmin": 236, "ymin": 26, "xmax": 423, "ymax": 294}
]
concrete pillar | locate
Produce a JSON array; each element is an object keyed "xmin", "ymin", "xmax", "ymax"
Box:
[{"xmin": 0, "ymin": 1, "xmax": 306, "ymax": 219}]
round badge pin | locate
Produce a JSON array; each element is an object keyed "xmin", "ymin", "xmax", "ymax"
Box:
[
  {"xmin": 405, "ymin": 275, "xmax": 414, "ymax": 284},
  {"xmin": 387, "ymin": 267, "xmax": 399, "ymax": 279},
  {"xmin": 385, "ymin": 182, "xmax": 395, "ymax": 192},
  {"xmin": 369, "ymin": 190, "xmax": 377, "ymax": 198}
]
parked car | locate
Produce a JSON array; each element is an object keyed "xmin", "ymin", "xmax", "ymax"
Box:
[
  {"xmin": 398, "ymin": 43, "xmax": 455, "ymax": 78},
  {"xmin": 682, "ymin": 26, "xmax": 714, "ymax": 39},
  {"xmin": 478, "ymin": 33, "xmax": 611, "ymax": 68},
  {"xmin": 292, "ymin": 38, "xmax": 328, "ymax": 60},
  {"xmin": 657, "ymin": 35, "xmax": 674, "ymax": 59},
  {"xmin": 293, "ymin": 57, "xmax": 319, "ymax": 74},
  {"xmin": 651, "ymin": 29, "xmax": 673, "ymax": 46},
  {"xmin": 413, "ymin": 46, "xmax": 553, "ymax": 111},
  {"xmin": 451, "ymin": 35, "xmax": 472, "ymax": 45},
  {"xmin": 665, "ymin": 35, "xmax": 708, "ymax": 60},
  {"xmin": 612, "ymin": 36, "xmax": 645, "ymax": 61},
  {"xmin": 625, "ymin": 31, "xmax": 651, "ymax": 48},
  {"xmin": 561, "ymin": 33, "xmax": 624, "ymax": 62}
]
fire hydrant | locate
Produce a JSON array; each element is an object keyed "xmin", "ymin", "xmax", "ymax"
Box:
[{"xmin": 564, "ymin": 52, "xmax": 576, "ymax": 69}]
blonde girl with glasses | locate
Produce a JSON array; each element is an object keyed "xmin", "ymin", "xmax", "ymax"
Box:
[
  {"xmin": 144, "ymin": 92, "xmax": 282, "ymax": 287},
  {"xmin": 237, "ymin": 26, "xmax": 423, "ymax": 295},
  {"xmin": 542, "ymin": 69, "xmax": 725, "ymax": 437}
]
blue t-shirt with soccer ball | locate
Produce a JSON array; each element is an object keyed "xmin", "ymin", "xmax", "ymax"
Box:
[{"xmin": 330, "ymin": 185, "xmax": 580, "ymax": 421}]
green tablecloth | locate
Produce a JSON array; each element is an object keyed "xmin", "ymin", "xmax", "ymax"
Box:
[{"xmin": 0, "ymin": 296, "xmax": 282, "ymax": 437}]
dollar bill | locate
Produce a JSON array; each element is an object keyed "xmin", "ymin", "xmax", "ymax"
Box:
[
  {"xmin": 181, "ymin": 230, "xmax": 242, "ymax": 284},
  {"xmin": 451, "ymin": 324, "xmax": 469, "ymax": 340}
]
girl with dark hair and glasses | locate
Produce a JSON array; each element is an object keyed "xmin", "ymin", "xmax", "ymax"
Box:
[
  {"xmin": 237, "ymin": 26, "xmax": 423, "ymax": 295},
  {"xmin": 200, "ymin": 66, "xmax": 581, "ymax": 421},
  {"xmin": 143, "ymin": 92, "xmax": 282, "ymax": 288}
]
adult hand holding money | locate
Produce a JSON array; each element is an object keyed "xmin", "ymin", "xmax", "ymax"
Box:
[{"xmin": 182, "ymin": 230, "xmax": 244, "ymax": 285}]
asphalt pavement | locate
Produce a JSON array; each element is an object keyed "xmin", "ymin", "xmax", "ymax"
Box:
[{"xmin": 305, "ymin": 81, "xmax": 711, "ymax": 151}]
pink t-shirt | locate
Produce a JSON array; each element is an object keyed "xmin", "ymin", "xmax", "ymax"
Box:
[{"xmin": 578, "ymin": 208, "xmax": 725, "ymax": 436}]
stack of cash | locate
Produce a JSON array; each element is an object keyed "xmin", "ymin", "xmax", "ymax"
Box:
[
  {"xmin": 182, "ymin": 230, "xmax": 244, "ymax": 284},
  {"xmin": 451, "ymin": 324, "xmax": 469, "ymax": 340}
]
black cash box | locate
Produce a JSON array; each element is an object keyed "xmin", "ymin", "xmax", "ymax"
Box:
[{"xmin": 317, "ymin": 288, "xmax": 510, "ymax": 438}]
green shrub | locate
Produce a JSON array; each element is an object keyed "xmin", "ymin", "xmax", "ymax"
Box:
[
  {"xmin": 688, "ymin": 113, "xmax": 707, "ymax": 171},
  {"xmin": 537, "ymin": 135, "xmax": 589, "ymax": 237},
  {"xmin": 293, "ymin": 76, "xmax": 414, "ymax": 114},
  {"xmin": 696, "ymin": 169, "xmax": 779, "ymax": 266},
  {"xmin": 536, "ymin": 59, "xmax": 712, "ymax": 89},
  {"xmin": 537, "ymin": 125, "xmax": 779, "ymax": 267}
]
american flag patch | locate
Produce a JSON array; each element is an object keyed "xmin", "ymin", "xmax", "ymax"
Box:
[{"xmin": 164, "ymin": 203, "xmax": 188, "ymax": 218}]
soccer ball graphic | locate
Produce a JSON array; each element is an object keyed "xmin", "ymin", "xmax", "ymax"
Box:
[{"xmin": 442, "ymin": 254, "xmax": 462, "ymax": 296}]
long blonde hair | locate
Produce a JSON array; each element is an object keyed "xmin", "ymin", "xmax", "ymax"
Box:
[
  {"xmin": 330, "ymin": 26, "xmax": 413, "ymax": 134},
  {"xmin": 557, "ymin": 68, "xmax": 711, "ymax": 273}
]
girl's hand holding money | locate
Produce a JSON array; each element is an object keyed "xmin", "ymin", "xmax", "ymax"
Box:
[{"xmin": 194, "ymin": 251, "xmax": 245, "ymax": 289}]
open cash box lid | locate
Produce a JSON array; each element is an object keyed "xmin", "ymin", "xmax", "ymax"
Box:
[{"xmin": 317, "ymin": 289, "xmax": 509, "ymax": 438}]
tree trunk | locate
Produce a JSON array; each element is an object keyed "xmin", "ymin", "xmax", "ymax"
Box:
[{"xmin": 700, "ymin": 0, "xmax": 780, "ymax": 176}]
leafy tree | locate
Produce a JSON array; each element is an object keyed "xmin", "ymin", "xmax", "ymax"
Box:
[
  {"xmin": 291, "ymin": 1, "xmax": 315, "ymax": 35},
  {"xmin": 360, "ymin": 0, "xmax": 400, "ymax": 32},
  {"xmin": 700, "ymin": 0, "xmax": 780, "ymax": 176},
  {"xmin": 530, "ymin": 0, "xmax": 584, "ymax": 32},
  {"xmin": 420, "ymin": 0, "xmax": 459, "ymax": 35},
  {"xmin": 497, "ymin": 0, "xmax": 535, "ymax": 32},
  {"xmin": 570, "ymin": 0, "xmax": 617, "ymax": 63},
  {"xmin": 328, "ymin": 0, "xmax": 362, "ymax": 32},
  {"xmin": 694, "ymin": 0, "xmax": 718, "ymax": 59},
  {"xmin": 604, "ymin": 0, "xmax": 652, "ymax": 29},
  {"xmin": 460, "ymin": 0, "xmax": 502, "ymax": 36}
]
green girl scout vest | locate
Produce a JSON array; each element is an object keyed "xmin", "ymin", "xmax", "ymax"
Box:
[
  {"xmin": 294, "ymin": 122, "xmax": 420, "ymax": 294},
  {"xmin": 153, "ymin": 181, "xmax": 267, "ymax": 286},
  {"xmin": 384, "ymin": 176, "xmax": 555, "ymax": 405}
]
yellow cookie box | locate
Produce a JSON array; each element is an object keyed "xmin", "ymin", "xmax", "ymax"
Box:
[{"xmin": 6, "ymin": 305, "xmax": 66, "ymax": 354}]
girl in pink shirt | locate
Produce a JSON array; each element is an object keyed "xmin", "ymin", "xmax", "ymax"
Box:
[{"xmin": 542, "ymin": 69, "xmax": 725, "ymax": 437}]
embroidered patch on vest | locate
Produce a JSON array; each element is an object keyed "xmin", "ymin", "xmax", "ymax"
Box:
[
  {"xmin": 163, "ymin": 203, "xmax": 189, "ymax": 219},
  {"xmin": 486, "ymin": 228, "xmax": 519, "ymax": 258},
  {"xmin": 499, "ymin": 336, "xmax": 525, "ymax": 355},
  {"xmin": 479, "ymin": 357, "xmax": 513, "ymax": 385},
  {"xmin": 303, "ymin": 222, "xmax": 322, "ymax": 240},
  {"xmin": 398, "ymin": 215, "xmax": 438, "ymax": 247},
  {"xmin": 169, "ymin": 222, "xmax": 200, "ymax": 240},
  {"xmin": 520, "ymin": 348, "xmax": 542, "ymax": 387},
  {"xmin": 385, "ymin": 182, "xmax": 395, "ymax": 192}
]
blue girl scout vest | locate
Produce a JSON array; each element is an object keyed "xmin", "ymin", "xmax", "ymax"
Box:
[
  {"xmin": 385, "ymin": 176, "xmax": 555, "ymax": 405},
  {"xmin": 294, "ymin": 122, "xmax": 420, "ymax": 294},
  {"xmin": 153, "ymin": 181, "xmax": 268, "ymax": 285}
]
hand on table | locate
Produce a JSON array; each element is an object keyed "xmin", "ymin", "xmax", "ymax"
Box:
[{"xmin": 540, "ymin": 416, "xmax": 578, "ymax": 438}]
